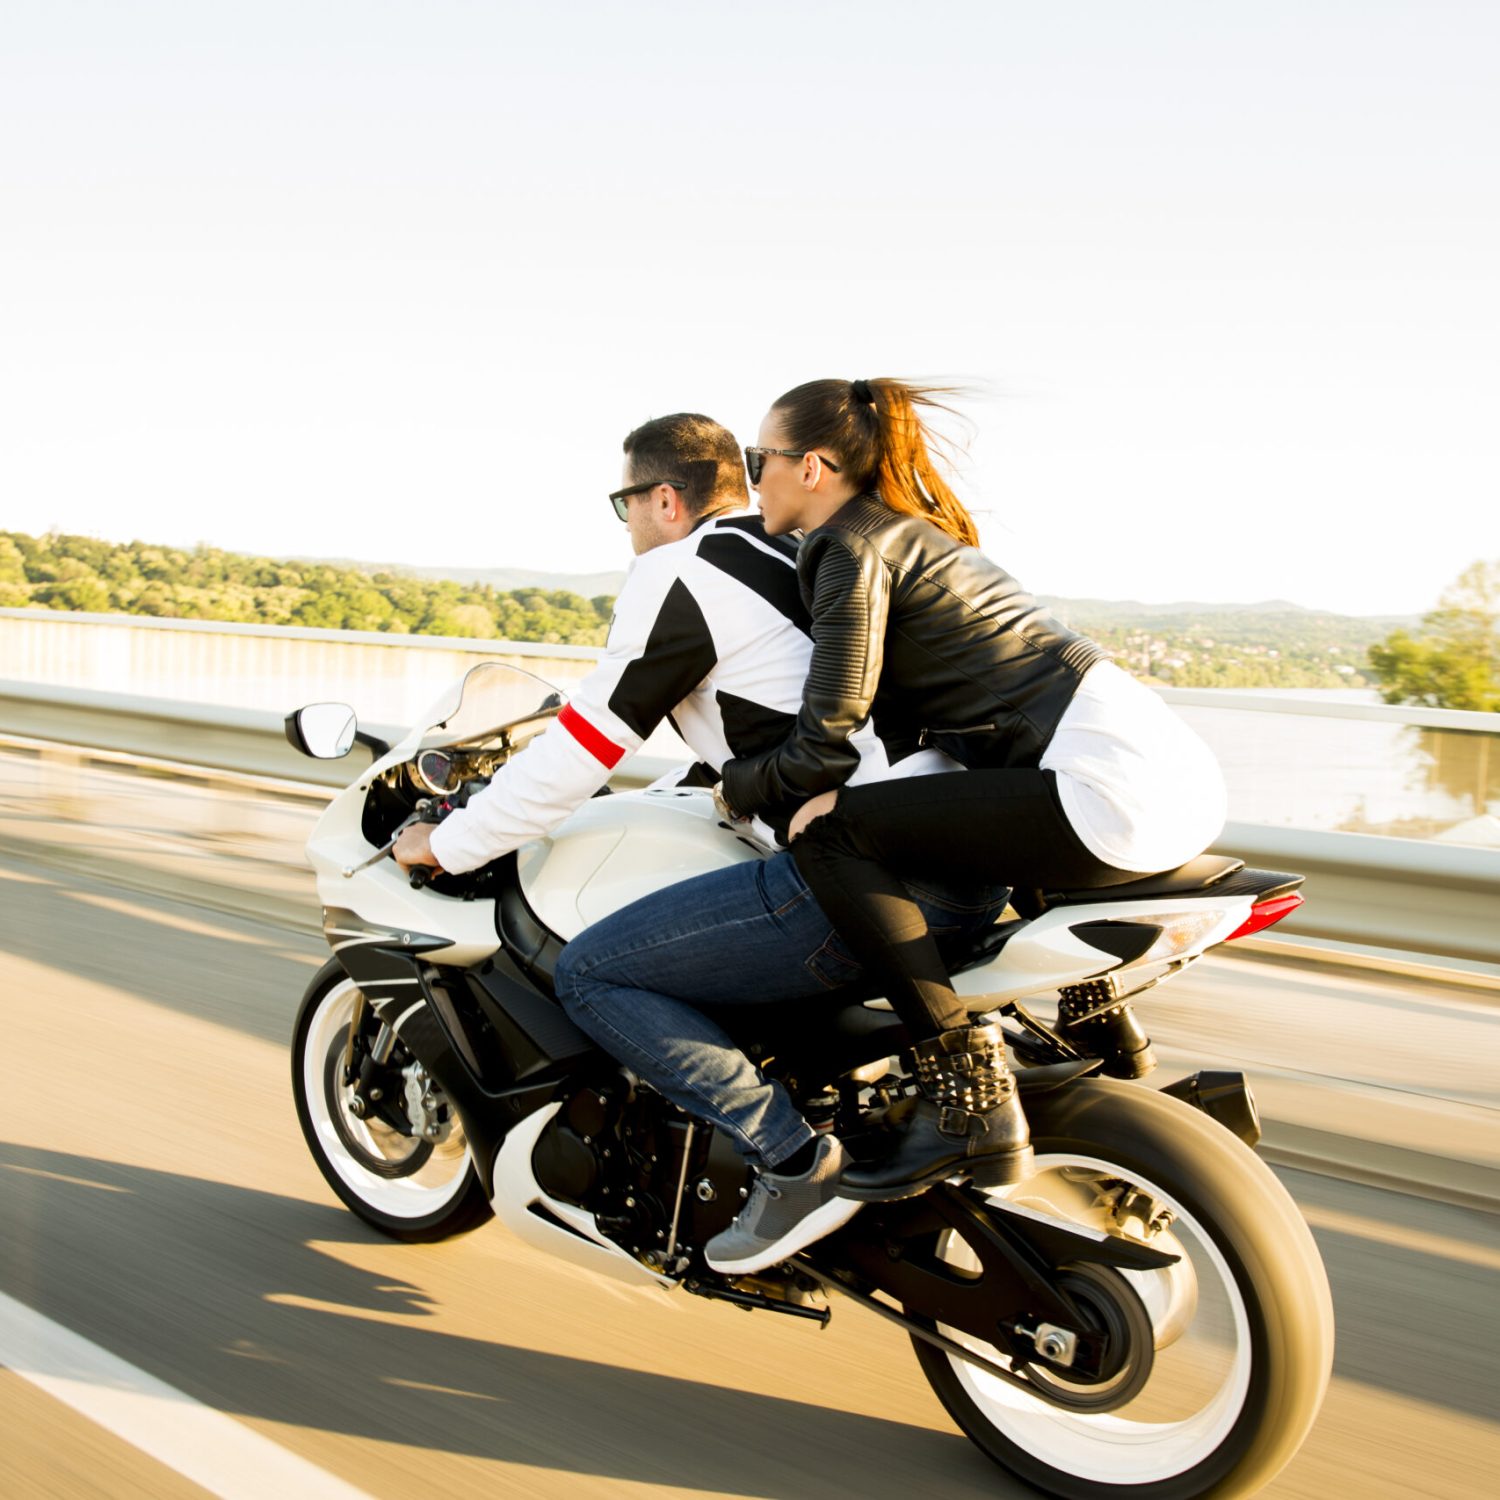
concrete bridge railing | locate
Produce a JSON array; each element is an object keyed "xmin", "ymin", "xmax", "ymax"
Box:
[{"xmin": 3, "ymin": 609, "xmax": 1498, "ymax": 965}]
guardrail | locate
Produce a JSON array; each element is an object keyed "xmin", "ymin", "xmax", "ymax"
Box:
[
  {"xmin": 0, "ymin": 679, "xmax": 405, "ymax": 791},
  {"xmin": 4, "ymin": 676, "xmax": 1498, "ymax": 965}
]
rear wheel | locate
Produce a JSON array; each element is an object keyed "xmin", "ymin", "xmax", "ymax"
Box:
[
  {"xmin": 912, "ymin": 1078, "xmax": 1333, "ymax": 1499},
  {"xmin": 292, "ymin": 964, "xmax": 492, "ymax": 1241}
]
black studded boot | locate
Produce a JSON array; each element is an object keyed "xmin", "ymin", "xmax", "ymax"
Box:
[{"xmin": 839, "ymin": 1023, "xmax": 1033, "ymax": 1202}]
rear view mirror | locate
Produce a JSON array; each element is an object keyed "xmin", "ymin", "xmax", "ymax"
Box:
[{"xmin": 285, "ymin": 702, "xmax": 358, "ymax": 759}]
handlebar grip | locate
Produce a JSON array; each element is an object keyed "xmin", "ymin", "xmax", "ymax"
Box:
[{"xmin": 408, "ymin": 866, "xmax": 433, "ymax": 890}]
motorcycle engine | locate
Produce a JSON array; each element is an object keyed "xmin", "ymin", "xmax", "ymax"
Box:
[
  {"xmin": 531, "ymin": 1082, "xmax": 750, "ymax": 1262},
  {"xmin": 530, "ymin": 1086, "xmax": 612, "ymax": 1203}
]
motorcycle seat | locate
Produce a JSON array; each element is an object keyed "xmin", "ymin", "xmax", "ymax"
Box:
[
  {"xmin": 1022, "ymin": 854, "xmax": 1245, "ymax": 913},
  {"xmin": 948, "ymin": 916, "xmax": 1027, "ymax": 974}
]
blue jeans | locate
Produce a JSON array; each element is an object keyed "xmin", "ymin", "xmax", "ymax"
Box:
[{"xmin": 553, "ymin": 851, "xmax": 1008, "ymax": 1169}]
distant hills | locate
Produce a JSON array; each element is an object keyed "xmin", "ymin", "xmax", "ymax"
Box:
[
  {"xmin": 4, "ymin": 527, "xmax": 1413, "ymax": 689},
  {"xmin": 286, "ymin": 556, "xmax": 629, "ymax": 599},
  {"xmin": 1036, "ymin": 596, "xmax": 1415, "ymax": 689},
  {"xmin": 1038, "ymin": 595, "xmax": 1414, "ymax": 627}
]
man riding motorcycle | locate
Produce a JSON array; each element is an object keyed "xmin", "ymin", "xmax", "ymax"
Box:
[{"xmin": 395, "ymin": 411, "xmax": 1004, "ymax": 1275}]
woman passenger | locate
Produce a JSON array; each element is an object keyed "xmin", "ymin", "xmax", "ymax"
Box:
[{"xmin": 718, "ymin": 378, "xmax": 1227, "ymax": 1199}]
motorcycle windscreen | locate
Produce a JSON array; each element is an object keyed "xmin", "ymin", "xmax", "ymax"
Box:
[{"xmin": 415, "ymin": 662, "xmax": 565, "ymax": 752}]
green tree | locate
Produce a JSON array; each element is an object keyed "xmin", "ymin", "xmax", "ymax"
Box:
[
  {"xmin": 0, "ymin": 528, "xmax": 608, "ymax": 648},
  {"xmin": 35, "ymin": 577, "xmax": 111, "ymax": 612},
  {"xmin": 0, "ymin": 535, "xmax": 27, "ymax": 585},
  {"xmin": 1368, "ymin": 560, "xmax": 1500, "ymax": 712},
  {"xmin": 427, "ymin": 603, "xmax": 499, "ymax": 638}
]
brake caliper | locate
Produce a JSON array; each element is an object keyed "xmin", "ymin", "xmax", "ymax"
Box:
[{"xmin": 401, "ymin": 1061, "xmax": 450, "ymax": 1142}]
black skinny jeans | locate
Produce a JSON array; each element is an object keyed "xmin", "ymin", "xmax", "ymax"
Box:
[{"xmin": 791, "ymin": 769, "xmax": 1140, "ymax": 1041}]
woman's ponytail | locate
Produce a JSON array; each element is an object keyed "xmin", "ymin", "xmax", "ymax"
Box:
[
  {"xmin": 771, "ymin": 376, "xmax": 980, "ymax": 548},
  {"xmin": 867, "ymin": 380, "xmax": 979, "ymax": 548}
]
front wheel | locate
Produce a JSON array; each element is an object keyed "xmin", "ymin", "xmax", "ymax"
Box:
[
  {"xmin": 912, "ymin": 1078, "xmax": 1333, "ymax": 1499},
  {"xmin": 292, "ymin": 962, "xmax": 492, "ymax": 1242}
]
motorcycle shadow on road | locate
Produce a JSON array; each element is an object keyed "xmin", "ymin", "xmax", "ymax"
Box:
[{"xmin": 0, "ymin": 1140, "xmax": 1016, "ymax": 1497}]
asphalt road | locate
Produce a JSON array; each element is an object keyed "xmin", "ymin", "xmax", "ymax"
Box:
[{"xmin": 2, "ymin": 853, "xmax": 1498, "ymax": 1499}]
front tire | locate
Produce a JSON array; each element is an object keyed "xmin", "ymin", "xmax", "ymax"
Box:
[
  {"xmin": 292, "ymin": 961, "xmax": 492, "ymax": 1242},
  {"xmin": 913, "ymin": 1078, "xmax": 1333, "ymax": 1499}
]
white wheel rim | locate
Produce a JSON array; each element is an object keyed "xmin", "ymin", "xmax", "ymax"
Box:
[
  {"xmin": 941, "ymin": 1152, "xmax": 1252, "ymax": 1486},
  {"xmin": 303, "ymin": 978, "xmax": 474, "ymax": 1219}
]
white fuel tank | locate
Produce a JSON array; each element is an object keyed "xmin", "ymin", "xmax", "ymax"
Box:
[{"xmin": 518, "ymin": 786, "xmax": 768, "ymax": 941}]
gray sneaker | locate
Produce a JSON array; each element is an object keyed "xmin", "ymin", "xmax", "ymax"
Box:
[{"xmin": 704, "ymin": 1135, "xmax": 862, "ymax": 1275}]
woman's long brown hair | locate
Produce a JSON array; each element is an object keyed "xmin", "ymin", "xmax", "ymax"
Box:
[{"xmin": 771, "ymin": 377, "xmax": 979, "ymax": 547}]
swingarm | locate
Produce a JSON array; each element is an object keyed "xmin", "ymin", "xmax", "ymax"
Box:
[{"xmin": 801, "ymin": 1183, "xmax": 1176, "ymax": 1385}]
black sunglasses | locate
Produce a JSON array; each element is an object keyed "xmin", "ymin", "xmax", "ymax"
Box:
[
  {"xmin": 743, "ymin": 447, "xmax": 842, "ymax": 487},
  {"xmin": 608, "ymin": 478, "xmax": 686, "ymax": 522}
]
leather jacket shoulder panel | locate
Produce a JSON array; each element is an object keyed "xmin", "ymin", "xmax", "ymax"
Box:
[{"xmin": 798, "ymin": 527, "xmax": 888, "ymax": 700}]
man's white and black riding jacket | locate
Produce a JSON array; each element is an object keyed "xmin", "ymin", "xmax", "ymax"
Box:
[{"xmin": 429, "ymin": 510, "xmax": 950, "ymax": 874}]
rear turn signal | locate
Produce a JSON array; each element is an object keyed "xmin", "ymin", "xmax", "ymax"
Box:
[{"xmin": 1226, "ymin": 892, "xmax": 1304, "ymax": 942}]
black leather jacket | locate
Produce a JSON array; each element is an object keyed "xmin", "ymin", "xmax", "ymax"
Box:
[{"xmin": 721, "ymin": 494, "xmax": 1107, "ymax": 822}]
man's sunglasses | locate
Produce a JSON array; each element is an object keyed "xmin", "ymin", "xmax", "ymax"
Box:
[
  {"xmin": 743, "ymin": 447, "xmax": 842, "ymax": 487},
  {"xmin": 608, "ymin": 478, "xmax": 686, "ymax": 522}
]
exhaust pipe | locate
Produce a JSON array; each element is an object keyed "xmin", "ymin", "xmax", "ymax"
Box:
[{"xmin": 1160, "ymin": 1070, "xmax": 1262, "ymax": 1149}]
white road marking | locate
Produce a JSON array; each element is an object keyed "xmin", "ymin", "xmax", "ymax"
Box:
[{"xmin": 0, "ymin": 1290, "xmax": 374, "ymax": 1499}]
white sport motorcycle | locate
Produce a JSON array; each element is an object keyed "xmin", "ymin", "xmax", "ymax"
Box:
[{"xmin": 286, "ymin": 662, "xmax": 1333, "ymax": 1500}]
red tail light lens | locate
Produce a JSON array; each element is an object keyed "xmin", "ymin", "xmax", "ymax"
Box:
[{"xmin": 1226, "ymin": 892, "xmax": 1304, "ymax": 942}]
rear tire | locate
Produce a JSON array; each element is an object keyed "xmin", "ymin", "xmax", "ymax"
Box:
[
  {"xmin": 912, "ymin": 1077, "xmax": 1333, "ymax": 1499},
  {"xmin": 292, "ymin": 961, "xmax": 492, "ymax": 1242}
]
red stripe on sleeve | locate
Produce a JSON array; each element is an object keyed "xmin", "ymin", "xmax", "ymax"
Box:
[{"xmin": 558, "ymin": 704, "xmax": 626, "ymax": 769}]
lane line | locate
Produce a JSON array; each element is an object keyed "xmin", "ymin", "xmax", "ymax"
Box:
[{"xmin": 0, "ymin": 1290, "xmax": 374, "ymax": 1500}]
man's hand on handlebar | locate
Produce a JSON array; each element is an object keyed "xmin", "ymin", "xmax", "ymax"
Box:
[{"xmin": 393, "ymin": 822, "xmax": 445, "ymax": 874}]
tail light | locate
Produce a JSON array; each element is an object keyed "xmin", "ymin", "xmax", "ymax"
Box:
[{"xmin": 1226, "ymin": 892, "xmax": 1304, "ymax": 943}]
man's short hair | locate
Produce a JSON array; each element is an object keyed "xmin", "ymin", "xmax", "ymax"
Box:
[{"xmin": 622, "ymin": 413, "xmax": 748, "ymax": 515}]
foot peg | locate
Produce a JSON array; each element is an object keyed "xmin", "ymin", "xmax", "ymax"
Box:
[{"xmin": 1056, "ymin": 980, "xmax": 1156, "ymax": 1079}]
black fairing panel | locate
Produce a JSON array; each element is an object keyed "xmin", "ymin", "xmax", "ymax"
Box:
[
  {"xmin": 466, "ymin": 955, "xmax": 596, "ymax": 1080},
  {"xmin": 490, "ymin": 852, "xmax": 566, "ymax": 990},
  {"xmin": 1068, "ymin": 920, "xmax": 1163, "ymax": 965}
]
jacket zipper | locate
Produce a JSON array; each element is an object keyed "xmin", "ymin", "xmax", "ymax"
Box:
[{"xmin": 918, "ymin": 722, "xmax": 998, "ymax": 748}]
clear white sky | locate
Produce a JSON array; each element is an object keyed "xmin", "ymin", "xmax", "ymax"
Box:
[{"xmin": 2, "ymin": 1, "xmax": 1495, "ymax": 615}]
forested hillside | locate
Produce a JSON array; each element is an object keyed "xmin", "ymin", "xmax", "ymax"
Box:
[
  {"xmin": 1043, "ymin": 597, "xmax": 1397, "ymax": 689},
  {"xmin": 0, "ymin": 530, "xmax": 614, "ymax": 645}
]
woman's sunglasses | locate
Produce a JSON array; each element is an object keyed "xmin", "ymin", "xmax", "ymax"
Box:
[
  {"xmin": 743, "ymin": 447, "xmax": 841, "ymax": 487},
  {"xmin": 608, "ymin": 478, "xmax": 686, "ymax": 522}
]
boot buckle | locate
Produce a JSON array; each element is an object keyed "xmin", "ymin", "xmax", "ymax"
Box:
[{"xmin": 938, "ymin": 1106, "xmax": 974, "ymax": 1139}]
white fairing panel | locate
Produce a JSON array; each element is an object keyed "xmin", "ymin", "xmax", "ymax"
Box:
[
  {"xmin": 305, "ymin": 779, "xmax": 502, "ymax": 965},
  {"xmin": 309, "ymin": 781, "xmax": 763, "ymax": 961},
  {"xmin": 520, "ymin": 788, "xmax": 766, "ymax": 941},
  {"xmin": 490, "ymin": 1104, "xmax": 675, "ymax": 1290},
  {"xmin": 951, "ymin": 894, "xmax": 1252, "ymax": 1005}
]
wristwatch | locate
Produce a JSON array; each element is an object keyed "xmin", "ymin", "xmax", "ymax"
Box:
[{"xmin": 711, "ymin": 781, "xmax": 745, "ymax": 825}]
